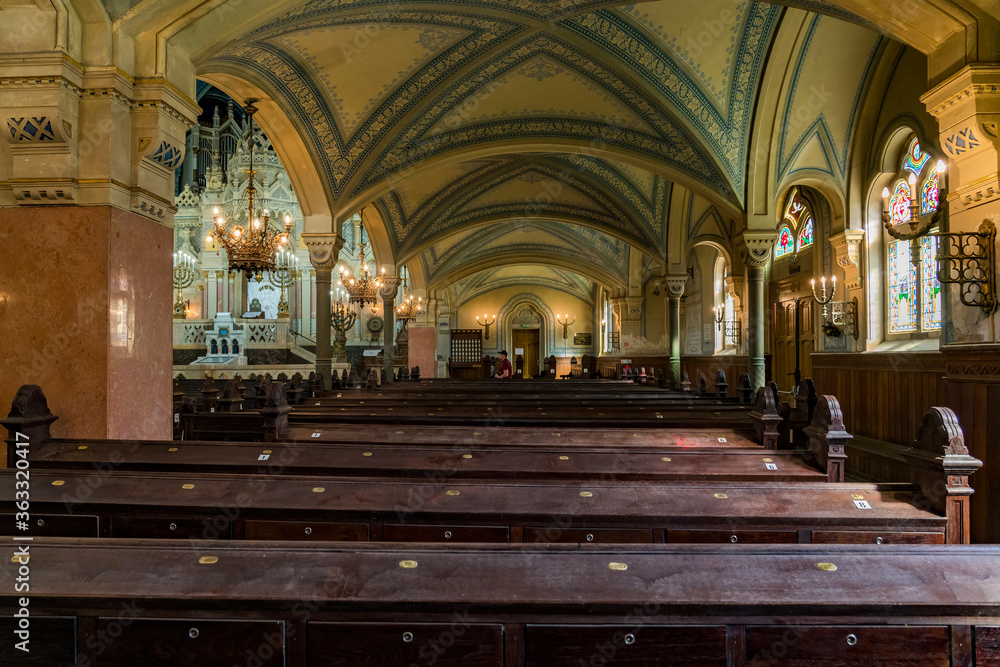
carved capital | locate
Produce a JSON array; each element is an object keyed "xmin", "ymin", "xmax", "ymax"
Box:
[
  {"xmin": 738, "ymin": 231, "xmax": 777, "ymax": 269},
  {"xmin": 302, "ymin": 234, "xmax": 345, "ymax": 271},
  {"xmin": 663, "ymin": 274, "xmax": 688, "ymax": 299},
  {"xmin": 829, "ymin": 229, "xmax": 865, "ymax": 290},
  {"xmin": 379, "ymin": 276, "xmax": 401, "ymax": 301}
]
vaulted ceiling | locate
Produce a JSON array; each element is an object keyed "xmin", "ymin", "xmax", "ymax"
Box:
[{"xmin": 134, "ymin": 0, "xmax": 999, "ymax": 297}]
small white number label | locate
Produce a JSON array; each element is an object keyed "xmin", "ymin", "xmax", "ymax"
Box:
[
  {"xmin": 765, "ymin": 463, "xmax": 778, "ymax": 470},
  {"xmin": 656, "ymin": 415, "xmax": 663, "ymax": 419},
  {"xmin": 717, "ymin": 438, "xmax": 727, "ymax": 443},
  {"xmin": 853, "ymin": 500, "xmax": 873, "ymax": 510},
  {"xmin": 210, "ymin": 407, "xmax": 215, "ymax": 413},
  {"xmin": 173, "ymin": 414, "xmax": 180, "ymax": 423},
  {"xmin": 336, "ymin": 394, "xmax": 342, "ymax": 398},
  {"xmin": 258, "ymin": 454, "xmax": 270, "ymax": 461},
  {"xmin": 315, "ymin": 402, "xmax": 321, "ymax": 406},
  {"xmin": 311, "ymin": 432, "xmax": 322, "ymax": 438}
]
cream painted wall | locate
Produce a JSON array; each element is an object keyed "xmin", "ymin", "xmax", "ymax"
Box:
[{"xmin": 455, "ymin": 285, "xmax": 596, "ymax": 358}]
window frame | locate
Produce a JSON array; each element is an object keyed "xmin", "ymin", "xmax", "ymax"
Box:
[{"xmin": 883, "ymin": 135, "xmax": 942, "ymax": 339}]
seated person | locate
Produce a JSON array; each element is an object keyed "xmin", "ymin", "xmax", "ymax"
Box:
[{"xmin": 494, "ymin": 350, "xmax": 513, "ymax": 379}]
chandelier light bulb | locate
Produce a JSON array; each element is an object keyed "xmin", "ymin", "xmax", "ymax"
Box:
[
  {"xmin": 213, "ymin": 207, "xmax": 219, "ymax": 215},
  {"xmin": 936, "ymin": 159, "xmax": 946, "ymax": 174},
  {"xmin": 881, "ymin": 186, "xmax": 890, "ymax": 199},
  {"xmin": 253, "ymin": 219, "xmax": 261, "ymax": 229},
  {"xmin": 232, "ymin": 229, "xmax": 241, "ymax": 238},
  {"xmin": 908, "ymin": 173, "xmax": 917, "ymax": 188}
]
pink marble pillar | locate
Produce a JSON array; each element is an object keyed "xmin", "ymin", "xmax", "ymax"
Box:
[
  {"xmin": 0, "ymin": 206, "xmax": 173, "ymax": 442},
  {"xmin": 407, "ymin": 326, "xmax": 438, "ymax": 379}
]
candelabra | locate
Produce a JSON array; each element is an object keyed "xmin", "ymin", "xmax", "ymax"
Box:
[
  {"xmin": 712, "ymin": 304, "xmax": 743, "ymax": 347},
  {"xmin": 881, "ymin": 159, "xmax": 996, "ymax": 312},
  {"xmin": 267, "ymin": 249, "xmax": 300, "ymax": 319},
  {"xmin": 556, "ymin": 313, "xmax": 575, "ymax": 340},
  {"xmin": 476, "ymin": 313, "xmax": 497, "ymax": 340},
  {"xmin": 172, "ymin": 251, "xmax": 197, "ymax": 319},
  {"xmin": 395, "ymin": 272, "xmax": 423, "ymax": 326},
  {"xmin": 811, "ymin": 275, "xmax": 858, "ymax": 340},
  {"xmin": 810, "ymin": 276, "xmax": 837, "ymax": 318},
  {"xmin": 330, "ymin": 287, "xmax": 357, "ymax": 363}
]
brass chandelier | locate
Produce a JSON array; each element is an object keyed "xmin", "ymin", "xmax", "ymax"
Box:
[
  {"xmin": 338, "ymin": 221, "xmax": 383, "ymax": 311},
  {"xmin": 395, "ymin": 268, "xmax": 423, "ymax": 323},
  {"xmin": 206, "ymin": 99, "xmax": 292, "ymax": 281}
]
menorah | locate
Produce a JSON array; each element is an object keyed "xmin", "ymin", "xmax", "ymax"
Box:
[
  {"xmin": 172, "ymin": 251, "xmax": 197, "ymax": 319},
  {"xmin": 331, "ymin": 287, "xmax": 357, "ymax": 363},
  {"xmin": 556, "ymin": 313, "xmax": 575, "ymax": 340},
  {"xmin": 476, "ymin": 313, "xmax": 496, "ymax": 340},
  {"xmin": 810, "ymin": 275, "xmax": 837, "ymax": 318},
  {"xmin": 267, "ymin": 250, "xmax": 300, "ymax": 319}
]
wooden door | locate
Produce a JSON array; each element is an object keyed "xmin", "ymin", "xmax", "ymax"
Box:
[
  {"xmin": 772, "ymin": 295, "xmax": 815, "ymax": 393},
  {"xmin": 512, "ymin": 329, "xmax": 540, "ymax": 379}
]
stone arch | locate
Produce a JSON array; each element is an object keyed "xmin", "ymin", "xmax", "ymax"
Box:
[
  {"xmin": 195, "ymin": 71, "xmax": 335, "ymax": 236},
  {"xmin": 496, "ymin": 294, "xmax": 558, "ymax": 369}
]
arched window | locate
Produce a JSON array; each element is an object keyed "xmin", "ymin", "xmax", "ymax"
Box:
[
  {"xmin": 775, "ymin": 226, "xmax": 794, "ymax": 258},
  {"xmin": 885, "ymin": 136, "xmax": 942, "ymax": 334},
  {"xmin": 775, "ymin": 187, "xmax": 814, "ymax": 259}
]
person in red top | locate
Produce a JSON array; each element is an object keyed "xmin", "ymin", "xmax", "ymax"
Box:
[{"xmin": 495, "ymin": 350, "xmax": 513, "ymax": 379}]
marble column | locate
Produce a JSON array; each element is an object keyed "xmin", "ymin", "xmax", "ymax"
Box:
[
  {"xmin": 299, "ymin": 272, "xmax": 312, "ymax": 337},
  {"xmin": 739, "ymin": 232, "xmax": 776, "ymax": 390},
  {"xmin": 0, "ymin": 206, "xmax": 173, "ymax": 440},
  {"xmin": 303, "ymin": 234, "xmax": 344, "ymax": 389},
  {"xmin": 379, "ymin": 277, "xmax": 401, "ymax": 382},
  {"xmin": 205, "ymin": 272, "xmax": 218, "ymax": 319},
  {"xmin": 663, "ymin": 275, "xmax": 688, "ymax": 388}
]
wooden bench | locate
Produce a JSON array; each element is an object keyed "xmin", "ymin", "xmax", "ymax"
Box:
[
  {"xmin": 3, "ymin": 539, "xmax": 999, "ymax": 666},
  {"xmin": 0, "ymin": 468, "xmax": 951, "ymax": 544}
]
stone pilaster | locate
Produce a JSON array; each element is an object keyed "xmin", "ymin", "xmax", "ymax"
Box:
[{"xmin": 922, "ymin": 65, "xmax": 1000, "ymax": 344}]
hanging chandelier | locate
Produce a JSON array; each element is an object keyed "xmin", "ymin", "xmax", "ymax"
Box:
[
  {"xmin": 206, "ymin": 98, "xmax": 292, "ymax": 281},
  {"xmin": 338, "ymin": 221, "xmax": 383, "ymax": 311},
  {"xmin": 395, "ymin": 269, "xmax": 423, "ymax": 323}
]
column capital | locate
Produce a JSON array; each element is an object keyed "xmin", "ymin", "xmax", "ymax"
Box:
[
  {"xmin": 738, "ymin": 231, "xmax": 777, "ymax": 269},
  {"xmin": 379, "ymin": 276, "xmax": 401, "ymax": 300},
  {"xmin": 662, "ymin": 274, "xmax": 689, "ymax": 299},
  {"xmin": 302, "ymin": 234, "xmax": 345, "ymax": 271}
]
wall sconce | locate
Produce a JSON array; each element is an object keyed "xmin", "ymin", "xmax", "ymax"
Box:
[
  {"xmin": 557, "ymin": 313, "xmax": 575, "ymax": 339},
  {"xmin": 712, "ymin": 304, "xmax": 742, "ymax": 347},
  {"xmin": 477, "ymin": 313, "xmax": 496, "ymax": 339},
  {"xmin": 811, "ymin": 275, "xmax": 858, "ymax": 340},
  {"xmin": 882, "ymin": 159, "xmax": 996, "ymax": 313}
]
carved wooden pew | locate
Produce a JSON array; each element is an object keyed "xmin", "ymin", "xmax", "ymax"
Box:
[
  {"xmin": 0, "ymin": 468, "xmax": 950, "ymax": 544},
  {"xmin": 4, "ymin": 539, "xmax": 999, "ymax": 666},
  {"xmin": 24, "ymin": 437, "xmax": 832, "ymax": 483}
]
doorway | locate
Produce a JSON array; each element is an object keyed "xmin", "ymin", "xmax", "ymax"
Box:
[
  {"xmin": 512, "ymin": 329, "xmax": 540, "ymax": 379},
  {"xmin": 772, "ymin": 287, "xmax": 815, "ymax": 393}
]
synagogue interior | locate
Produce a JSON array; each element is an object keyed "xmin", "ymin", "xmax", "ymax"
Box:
[{"xmin": 2, "ymin": 0, "xmax": 1000, "ymax": 664}]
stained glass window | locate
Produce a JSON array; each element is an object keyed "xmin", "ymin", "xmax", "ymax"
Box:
[
  {"xmin": 889, "ymin": 180, "xmax": 912, "ymax": 225},
  {"xmin": 797, "ymin": 217, "xmax": 814, "ymax": 250},
  {"xmin": 784, "ymin": 190, "xmax": 807, "ymax": 229},
  {"xmin": 921, "ymin": 166, "xmax": 940, "ymax": 215},
  {"xmin": 904, "ymin": 138, "xmax": 930, "ymax": 175},
  {"xmin": 888, "ymin": 239, "xmax": 919, "ymax": 333},
  {"xmin": 921, "ymin": 236, "xmax": 942, "ymax": 330},
  {"xmin": 775, "ymin": 226, "xmax": 794, "ymax": 259}
]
